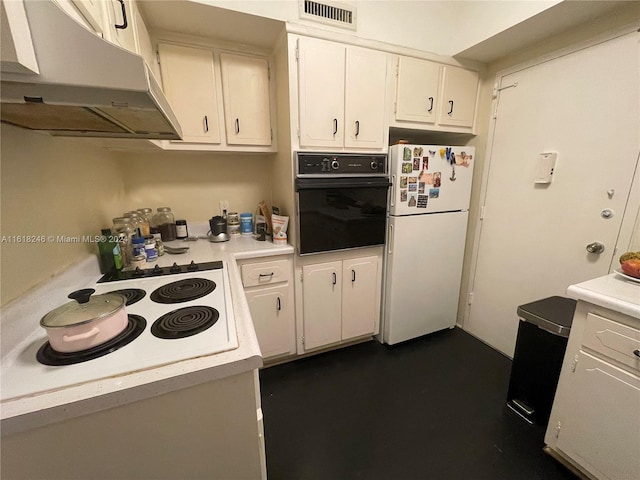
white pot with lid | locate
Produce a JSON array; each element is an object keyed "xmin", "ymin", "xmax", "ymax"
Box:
[{"xmin": 40, "ymin": 289, "xmax": 128, "ymax": 353}]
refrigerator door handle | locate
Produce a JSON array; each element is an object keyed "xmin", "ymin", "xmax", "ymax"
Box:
[
  {"xmin": 388, "ymin": 223, "xmax": 393, "ymax": 255},
  {"xmin": 390, "ymin": 175, "xmax": 396, "ymax": 207}
]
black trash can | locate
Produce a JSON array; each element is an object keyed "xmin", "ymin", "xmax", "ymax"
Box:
[{"xmin": 506, "ymin": 296, "xmax": 576, "ymax": 426}]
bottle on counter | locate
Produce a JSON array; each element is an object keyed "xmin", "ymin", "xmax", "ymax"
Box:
[
  {"xmin": 136, "ymin": 208, "xmax": 153, "ymax": 236},
  {"xmin": 240, "ymin": 212, "xmax": 254, "ymax": 235},
  {"xmin": 153, "ymin": 207, "xmax": 177, "ymax": 242},
  {"xmin": 112, "ymin": 217, "xmax": 135, "ymax": 269},
  {"xmin": 227, "ymin": 212, "xmax": 240, "ymax": 235},
  {"xmin": 175, "ymin": 219, "xmax": 189, "ymax": 239},
  {"xmin": 97, "ymin": 228, "xmax": 122, "ymax": 273}
]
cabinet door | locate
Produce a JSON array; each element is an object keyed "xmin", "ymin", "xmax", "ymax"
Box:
[
  {"xmin": 395, "ymin": 56, "xmax": 441, "ymax": 124},
  {"xmin": 132, "ymin": 3, "xmax": 160, "ymax": 82},
  {"xmin": 158, "ymin": 43, "xmax": 221, "ymax": 143},
  {"xmin": 344, "ymin": 47, "xmax": 387, "ymax": 148},
  {"xmin": 437, "ymin": 66, "xmax": 479, "ymax": 128},
  {"xmin": 556, "ymin": 351, "xmax": 640, "ymax": 480},
  {"xmin": 220, "ymin": 53, "xmax": 272, "ymax": 146},
  {"xmin": 245, "ymin": 285, "xmax": 295, "ymax": 360},
  {"xmin": 106, "ymin": 0, "xmax": 137, "ymax": 54},
  {"xmin": 71, "ymin": 0, "xmax": 107, "ymax": 35},
  {"xmin": 302, "ymin": 262, "xmax": 342, "ymax": 350},
  {"xmin": 297, "ymin": 37, "xmax": 345, "ymax": 148},
  {"xmin": 341, "ymin": 256, "xmax": 379, "ymax": 339}
]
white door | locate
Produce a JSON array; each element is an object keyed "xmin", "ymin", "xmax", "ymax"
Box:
[
  {"xmin": 344, "ymin": 47, "xmax": 387, "ymax": 148},
  {"xmin": 297, "ymin": 37, "xmax": 345, "ymax": 148},
  {"xmin": 302, "ymin": 262, "xmax": 342, "ymax": 351},
  {"xmin": 342, "ymin": 256, "xmax": 379, "ymax": 339},
  {"xmin": 465, "ymin": 32, "xmax": 640, "ymax": 357},
  {"xmin": 220, "ymin": 53, "xmax": 272, "ymax": 146},
  {"xmin": 395, "ymin": 57, "xmax": 440, "ymax": 124}
]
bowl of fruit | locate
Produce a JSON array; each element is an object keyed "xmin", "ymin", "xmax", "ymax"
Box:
[{"xmin": 616, "ymin": 251, "xmax": 640, "ymax": 283}]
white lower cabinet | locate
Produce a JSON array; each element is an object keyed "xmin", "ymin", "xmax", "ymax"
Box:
[
  {"xmin": 545, "ymin": 304, "xmax": 640, "ymax": 480},
  {"xmin": 301, "ymin": 255, "xmax": 380, "ymax": 352},
  {"xmin": 239, "ymin": 257, "xmax": 295, "ymax": 361}
]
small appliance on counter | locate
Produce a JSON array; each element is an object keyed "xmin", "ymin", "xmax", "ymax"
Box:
[{"xmin": 208, "ymin": 216, "xmax": 229, "ymax": 243}]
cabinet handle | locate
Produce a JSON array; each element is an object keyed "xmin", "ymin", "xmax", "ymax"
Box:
[
  {"xmin": 388, "ymin": 224, "xmax": 394, "ymax": 255},
  {"xmin": 259, "ymin": 272, "xmax": 274, "ymax": 278},
  {"xmin": 114, "ymin": 0, "xmax": 128, "ymax": 29},
  {"xmin": 390, "ymin": 174, "xmax": 396, "ymax": 208},
  {"xmin": 447, "ymin": 100, "xmax": 454, "ymax": 115},
  {"xmin": 333, "ymin": 118, "xmax": 338, "ymax": 136},
  {"xmin": 332, "ymin": 272, "xmax": 337, "ymax": 285},
  {"xmin": 203, "ymin": 116, "xmax": 209, "ymax": 133},
  {"xmin": 428, "ymin": 97, "xmax": 434, "ymax": 112},
  {"xmin": 235, "ymin": 118, "xmax": 240, "ymax": 134},
  {"xmin": 634, "ymin": 349, "xmax": 640, "ymax": 358},
  {"xmin": 355, "ymin": 120, "xmax": 360, "ymax": 138},
  {"xmin": 351, "ymin": 269, "xmax": 356, "ymax": 282},
  {"xmin": 276, "ymin": 297, "xmax": 281, "ymax": 311}
]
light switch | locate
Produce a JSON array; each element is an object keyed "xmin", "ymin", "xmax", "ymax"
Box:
[{"xmin": 534, "ymin": 152, "xmax": 557, "ymax": 184}]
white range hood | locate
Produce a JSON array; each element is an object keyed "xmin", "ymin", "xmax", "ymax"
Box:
[{"xmin": 0, "ymin": 0, "xmax": 182, "ymax": 140}]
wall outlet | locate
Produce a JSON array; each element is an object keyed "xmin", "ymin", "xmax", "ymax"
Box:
[{"xmin": 219, "ymin": 200, "xmax": 230, "ymax": 216}]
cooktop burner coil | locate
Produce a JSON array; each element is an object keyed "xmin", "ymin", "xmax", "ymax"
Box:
[
  {"xmin": 36, "ymin": 315, "xmax": 147, "ymax": 366},
  {"xmin": 150, "ymin": 278, "xmax": 216, "ymax": 304},
  {"xmin": 105, "ymin": 288, "xmax": 146, "ymax": 306},
  {"xmin": 151, "ymin": 306, "xmax": 219, "ymax": 339}
]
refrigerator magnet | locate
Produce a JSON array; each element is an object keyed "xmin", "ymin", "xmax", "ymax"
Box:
[
  {"xmin": 417, "ymin": 195, "xmax": 428, "ymax": 208},
  {"xmin": 400, "ymin": 176, "xmax": 408, "ymax": 188},
  {"xmin": 433, "ymin": 172, "xmax": 442, "ymax": 187},
  {"xmin": 413, "ymin": 158, "xmax": 420, "ymax": 170},
  {"xmin": 440, "ymin": 148, "xmax": 446, "ymax": 158},
  {"xmin": 413, "ymin": 147, "xmax": 423, "ymax": 157},
  {"xmin": 422, "ymin": 157, "xmax": 429, "ymax": 170},
  {"xmin": 402, "ymin": 163, "xmax": 412, "ymax": 173},
  {"xmin": 403, "ymin": 147, "xmax": 411, "ymax": 161},
  {"xmin": 400, "ymin": 190, "xmax": 408, "ymax": 202},
  {"xmin": 421, "ymin": 172, "xmax": 434, "ymax": 185},
  {"xmin": 419, "ymin": 182, "xmax": 425, "ymax": 194},
  {"xmin": 408, "ymin": 194, "xmax": 417, "ymax": 207},
  {"xmin": 429, "ymin": 150, "xmax": 436, "ymax": 157},
  {"xmin": 408, "ymin": 183, "xmax": 417, "ymax": 192},
  {"xmin": 429, "ymin": 188, "xmax": 440, "ymax": 198}
]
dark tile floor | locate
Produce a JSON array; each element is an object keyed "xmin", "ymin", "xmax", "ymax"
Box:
[{"xmin": 259, "ymin": 327, "xmax": 578, "ymax": 480}]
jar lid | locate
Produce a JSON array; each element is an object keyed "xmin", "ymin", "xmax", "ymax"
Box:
[
  {"xmin": 125, "ymin": 212, "xmax": 140, "ymax": 217},
  {"xmin": 240, "ymin": 212, "xmax": 253, "ymax": 218},
  {"xmin": 137, "ymin": 208, "xmax": 153, "ymax": 213},
  {"xmin": 40, "ymin": 289, "xmax": 125, "ymax": 328},
  {"xmin": 131, "ymin": 236, "xmax": 145, "ymax": 244},
  {"xmin": 112, "ymin": 217, "xmax": 132, "ymax": 223},
  {"xmin": 157, "ymin": 207, "xmax": 172, "ymax": 212}
]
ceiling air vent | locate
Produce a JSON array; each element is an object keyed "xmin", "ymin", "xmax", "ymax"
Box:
[{"xmin": 299, "ymin": 0, "xmax": 357, "ymax": 30}]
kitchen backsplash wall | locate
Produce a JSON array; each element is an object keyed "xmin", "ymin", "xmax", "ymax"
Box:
[
  {"xmin": 0, "ymin": 124, "xmax": 275, "ymax": 307},
  {"xmin": 0, "ymin": 125, "xmax": 128, "ymax": 305},
  {"xmin": 117, "ymin": 151, "xmax": 274, "ymax": 224}
]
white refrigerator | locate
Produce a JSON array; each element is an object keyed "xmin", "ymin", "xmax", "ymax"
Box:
[{"xmin": 382, "ymin": 144, "xmax": 475, "ymax": 345}]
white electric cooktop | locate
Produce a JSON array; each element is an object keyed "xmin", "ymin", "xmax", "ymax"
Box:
[{"xmin": 0, "ymin": 262, "xmax": 238, "ymax": 402}]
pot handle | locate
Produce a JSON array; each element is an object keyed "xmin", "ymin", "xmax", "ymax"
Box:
[
  {"xmin": 68, "ymin": 289, "xmax": 96, "ymax": 304},
  {"xmin": 63, "ymin": 327, "xmax": 100, "ymax": 342}
]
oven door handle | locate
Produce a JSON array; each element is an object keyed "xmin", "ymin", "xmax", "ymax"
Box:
[{"xmin": 295, "ymin": 179, "xmax": 391, "ymax": 190}]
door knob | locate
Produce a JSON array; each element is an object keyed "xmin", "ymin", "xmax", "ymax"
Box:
[{"xmin": 586, "ymin": 242, "xmax": 605, "ymax": 254}]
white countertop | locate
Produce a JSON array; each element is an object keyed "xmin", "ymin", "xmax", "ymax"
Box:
[
  {"xmin": 0, "ymin": 233, "xmax": 293, "ymax": 435},
  {"xmin": 567, "ymin": 272, "xmax": 640, "ymax": 319}
]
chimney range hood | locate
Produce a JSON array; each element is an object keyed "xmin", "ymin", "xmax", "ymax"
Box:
[{"xmin": 1, "ymin": 1, "xmax": 182, "ymax": 140}]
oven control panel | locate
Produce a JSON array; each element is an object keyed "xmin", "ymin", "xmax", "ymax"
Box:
[{"xmin": 296, "ymin": 152, "xmax": 387, "ymax": 175}]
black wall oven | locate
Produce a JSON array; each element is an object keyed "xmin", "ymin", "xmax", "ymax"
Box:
[{"xmin": 295, "ymin": 152, "xmax": 391, "ymax": 255}]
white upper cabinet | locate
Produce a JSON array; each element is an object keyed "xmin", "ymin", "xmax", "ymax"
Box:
[
  {"xmin": 71, "ymin": 0, "xmax": 107, "ymax": 35},
  {"xmin": 220, "ymin": 53, "xmax": 272, "ymax": 146},
  {"xmin": 297, "ymin": 36, "xmax": 388, "ymax": 150},
  {"xmin": 297, "ymin": 37, "xmax": 345, "ymax": 148},
  {"xmin": 437, "ymin": 65, "xmax": 479, "ymax": 128},
  {"xmin": 393, "ymin": 55, "xmax": 479, "ymax": 133},
  {"xmin": 105, "ymin": 0, "xmax": 137, "ymax": 53},
  {"xmin": 395, "ymin": 56, "xmax": 441, "ymax": 124},
  {"xmin": 158, "ymin": 42, "xmax": 221, "ymax": 144}
]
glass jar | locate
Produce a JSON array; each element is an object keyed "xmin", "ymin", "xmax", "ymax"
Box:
[
  {"xmin": 227, "ymin": 212, "xmax": 240, "ymax": 235},
  {"xmin": 144, "ymin": 235, "xmax": 158, "ymax": 262},
  {"xmin": 112, "ymin": 217, "xmax": 134, "ymax": 269},
  {"xmin": 124, "ymin": 212, "xmax": 143, "ymax": 237},
  {"xmin": 175, "ymin": 219, "xmax": 188, "ymax": 239},
  {"xmin": 153, "ymin": 207, "xmax": 176, "ymax": 242},
  {"xmin": 131, "ymin": 236, "xmax": 146, "ymax": 259},
  {"xmin": 153, "ymin": 233, "xmax": 165, "ymax": 256},
  {"xmin": 136, "ymin": 208, "xmax": 153, "ymax": 236}
]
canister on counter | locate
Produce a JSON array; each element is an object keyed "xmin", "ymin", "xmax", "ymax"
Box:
[
  {"xmin": 144, "ymin": 236, "xmax": 158, "ymax": 261},
  {"xmin": 240, "ymin": 213, "xmax": 254, "ymax": 235}
]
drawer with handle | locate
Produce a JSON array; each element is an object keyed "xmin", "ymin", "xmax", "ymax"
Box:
[
  {"xmin": 582, "ymin": 312, "xmax": 640, "ymax": 374},
  {"xmin": 241, "ymin": 260, "xmax": 290, "ymax": 287}
]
